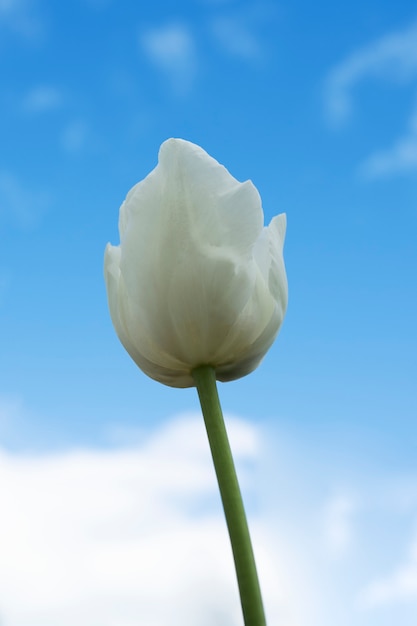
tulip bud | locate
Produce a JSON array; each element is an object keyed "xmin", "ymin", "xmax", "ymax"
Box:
[{"xmin": 104, "ymin": 138, "xmax": 287, "ymax": 388}]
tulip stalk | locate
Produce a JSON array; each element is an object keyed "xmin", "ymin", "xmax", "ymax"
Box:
[{"xmin": 192, "ymin": 365, "xmax": 266, "ymax": 626}]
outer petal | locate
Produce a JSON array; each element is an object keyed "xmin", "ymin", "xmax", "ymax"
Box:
[
  {"xmin": 214, "ymin": 213, "xmax": 288, "ymax": 381},
  {"xmin": 118, "ymin": 139, "xmax": 265, "ymax": 365},
  {"xmin": 158, "ymin": 138, "xmax": 263, "ymax": 256},
  {"xmin": 105, "ymin": 244, "xmax": 194, "ymax": 387}
]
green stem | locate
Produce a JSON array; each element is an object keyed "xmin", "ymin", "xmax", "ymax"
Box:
[{"xmin": 192, "ymin": 365, "xmax": 266, "ymax": 626}]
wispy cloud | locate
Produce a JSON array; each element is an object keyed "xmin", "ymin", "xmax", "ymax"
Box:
[
  {"xmin": 324, "ymin": 20, "xmax": 417, "ymax": 126},
  {"xmin": 22, "ymin": 85, "xmax": 62, "ymax": 113},
  {"xmin": 0, "ymin": 267, "xmax": 10, "ymax": 309},
  {"xmin": 0, "ymin": 170, "xmax": 50, "ymax": 228},
  {"xmin": 359, "ymin": 101, "xmax": 417, "ymax": 178},
  {"xmin": 209, "ymin": 3, "xmax": 278, "ymax": 63},
  {"xmin": 140, "ymin": 23, "xmax": 197, "ymax": 96},
  {"xmin": 323, "ymin": 19, "xmax": 417, "ymax": 178},
  {"xmin": 60, "ymin": 120, "xmax": 89, "ymax": 153},
  {"xmin": 0, "ymin": 395, "xmax": 22, "ymax": 439},
  {"xmin": 358, "ymin": 527, "xmax": 417, "ymax": 608},
  {"xmin": 0, "ymin": 0, "xmax": 43, "ymax": 40},
  {"xmin": 210, "ymin": 15, "xmax": 262, "ymax": 60},
  {"xmin": 322, "ymin": 494, "xmax": 356, "ymax": 557}
]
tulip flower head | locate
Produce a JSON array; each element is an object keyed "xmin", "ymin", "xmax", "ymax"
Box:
[{"xmin": 104, "ymin": 138, "xmax": 287, "ymax": 388}]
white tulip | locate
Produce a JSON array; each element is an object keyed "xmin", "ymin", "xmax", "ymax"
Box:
[{"xmin": 104, "ymin": 138, "xmax": 287, "ymax": 388}]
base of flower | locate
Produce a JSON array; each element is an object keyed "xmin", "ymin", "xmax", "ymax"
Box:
[{"xmin": 192, "ymin": 365, "xmax": 266, "ymax": 626}]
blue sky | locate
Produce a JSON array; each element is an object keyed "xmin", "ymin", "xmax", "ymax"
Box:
[{"xmin": 1, "ymin": 0, "xmax": 417, "ymax": 624}]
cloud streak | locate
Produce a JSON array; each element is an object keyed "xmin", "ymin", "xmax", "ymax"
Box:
[
  {"xmin": 60, "ymin": 119, "xmax": 89, "ymax": 153},
  {"xmin": 322, "ymin": 494, "xmax": 356, "ymax": 557},
  {"xmin": 359, "ymin": 100, "xmax": 417, "ymax": 178},
  {"xmin": 210, "ymin": 15, "xmax": 262, "ymax": 60},
  {"xmin": 324, "ymin": 20, "xmax": 417, "ymax": 126},
  {"xmin": 0, "ymin": 170, "xmax": 50, "ymax": 228},
  {"xmin": 22, "ymin": 85, "xmax": 62, "ymax": 114},
  {"xmin": 0, "ymin": 0, "xmax": 43, "ymax": 40},
  {"xmin": 324, "ymin": 18, "xmax": 417, "ymax": 177},
  {"xmin": 140, "ymin": 23, "xmax": 197, "ymax": 96},
  {"xmin": 358, "ymin": 527, "xmax": 417, "ymax": 608}
]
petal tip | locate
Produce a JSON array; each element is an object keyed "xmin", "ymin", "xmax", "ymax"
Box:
[{"xmin": 270, "ymin": 212, "xmax": 287, "ymax": 243}]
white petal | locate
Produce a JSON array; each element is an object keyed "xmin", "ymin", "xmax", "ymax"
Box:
[
  {"xmin": 104, "ymin": 139, "xmax": 288, "ymax": 387},
  {"xmin": 117, "ymin": 139, "xmax": 265, "ymax": 365},
  {"xmin": 105, "ymin": 244, "xmax": 195, "ymax": 386},
  {"xmin": 265, "ymin": 213, "xmax": 288, "ymax": 307},
  {"xmin": 158, "ymin": 138, "xmax": 264, "ymax": 256}
]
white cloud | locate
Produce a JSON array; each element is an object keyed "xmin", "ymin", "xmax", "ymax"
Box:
[
  {"xmin": 61, "ymin": 120, "xmax": 88, "ymax": 153},
  {"xmin": 324, "ymin": 20, "xmax": 417, "ymax": 125},
  {"xmin": 359, "ymin": 99, "xmax": 417, "ymax": 178},
  {"xmin": 0, "ymin": 170, "xmax": 50, "ymax": 228},
  {"xmin": 140, "ymin": 23, "xmax": 197, "ymax": 96},
  {"xmin": 1, "ymin": 410, "xmax": 417, "ymax": 626},
  {"xmin": 22, "ymin": 85, "xmax": 62, "ymax": 113},
  {"xmin": 0, "ymin": 269, "xmax": 11, "ymax": 308},
  {"xmin": 0, "ymin": 0, "xmax": 24, "ymax": 19},
  {"xmin": 358, "ymin": 527, "xmax": 417, "ymax": 608},
  {"xmin": 209, "ymin": 4, "xmax": 278, "ymax": 62},
  {"xmin": 210, "ymin": 16, "xmax": 262, "ymax": 60},
  {"xmin": 0, "ymin": 414, "xmax": 292, "ymax": 626},
  {"xmin": 0, "ymin": 395, "xmax": 21, "ymax": 438},
  {"xmin": 360, "ymin": 135, "xmax": 417, "ymax": 178},
  {"xmin": 324, "ymin": 19, "xmax": 417, "ymax": 178},
  {"xmin": 0, "ymin": 0, "xmax": 43, "ymax": 40},
  {"xmin": 322, "ymin": 494, "xmax": 356, "ymax": 557}
]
